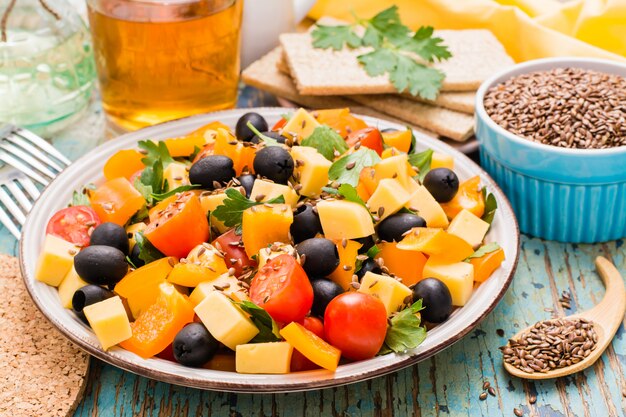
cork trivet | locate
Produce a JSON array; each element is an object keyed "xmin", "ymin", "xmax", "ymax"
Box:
[{"xmin": 0, "ymin": 255, "xmax": 89, "ymax": 417}]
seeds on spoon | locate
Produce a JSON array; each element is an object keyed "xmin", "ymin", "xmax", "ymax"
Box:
[{"xmin": 500, "ymin": 318, "xmax": 598, "ymax": 373}]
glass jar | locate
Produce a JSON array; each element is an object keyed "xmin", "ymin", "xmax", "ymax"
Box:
[{"xmin": 0, "ymin": 0, "xmax": 96, "ymax": 134}]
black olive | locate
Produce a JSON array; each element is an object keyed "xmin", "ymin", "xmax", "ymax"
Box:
[
  {"xmin": 310, "ymin": 278, "xmax": 344, "ymax": 317},
  {"xmin": 189, "ymin": 155, "xmax": 236, "ymax": 190},
  {"xmin": 381, "ymin": 128, "xmax": 398, "ymax": 133},
  {"xmin": 251, "ymin": 131, "xmax": 287, "ymax": 145},
  {"xmin": 74, "ymin": 245, "xmax": 128, "ymax": 286},
  {"xmin": 235, "ymin": 112, "xmax": 269, "ymax": 142},
  {"xmin": 173, "ymin": 323, "xmax": 219, "ymax": 367},
  {"xmin": 356, "ymin": 258, "xmax": 382, "ymax": 281},
  {"xmin": 412, "ymin": 278, "xmax": 453, "ymax": 323},
  {"xmin": 72, "ymin": 285, "xmax": 115, "ymax": 324},
  {"xmin": 253, "ymin": 146, "xmax": 294, "ymax": 184},
  {"xmin": 89, "ymin": 222, "xmax": 129, "ymax": 254},
  {"xmin": 423, "ymin": 168, "xmax": 459, "ymax": 203},
  {"xmin": 128, "ymin": 244, "xmax": 145, "ymax": 268},
  {"xmin": 377, "ymin": 213, "xmax": 427, "ymax": 242},
  {"xmin": 296, "ymin": 238, "xmax": 340, "ymax": 277},
  {"xmin": 237, "ymin": 174, "xmax": 256, "ymax": 198},
  {"xmin": 355, "ymin": 235, "xmax": 375, "ymax": 254},
  {"xmin": 290, "ymin": 204, "xmax": 322, "ymax": 244}
]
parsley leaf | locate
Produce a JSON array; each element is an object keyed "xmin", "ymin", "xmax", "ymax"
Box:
[
  {"xmin": 311, "ymin": 5, "xmax": 451, "ymax": 100},
  {"xmin": 329, "ymin": 148, "xmax": 381, "ymax": 187},
  {"xmin": 71, "ymin": 183, "xmax": 96, "ymax": 207},
  {"xmin": 407, "ymin": 149, "xmax": 433, "ymax": 182},
  {"xmin": 236, "ymin": 301, "xmax": 282, "ymax": 343},
  {"xmin": 212, "ymin": 188, "xmax": 285, "ymax": 234},
  {"xmin": 336, "ymin": 184, "xmax": 367, "ymax": 208},
  {"xmin": 465, "ymin": 242, "xmax": 501, "ymax": 261},
  {"xmin": 134, "ymin": 232, "xmax": 164, "ymax": 264},
  {"xmin": 366, "ymin": 244, "xmax": 381, "ymax": 259},
  {"xmin": 312, "ymin": 24, "xmax": 362, "ymax": 50},
  {"xmin": 246, "ymin": 122, "xmax": 281, "ymax": 147},
  {"xmin": 138, "ymin": 140, "xmax": 174, "ymax": 168},
  {"xmin": 301, "ymin": 126, "xmax": 349, "ymax": 161},
  {"xmin": 379, "ymin": 299, "xmax": 427, "ymax": 354},
  {"xmin": 481, "ymin": 187, "xmax": 498, "ymax": 225},
  {"xmin": 151, "ymin": 185, "xmax": 201, "ymax": 202},
  {"xmin": 134, "ymin": 160, "xmax": 165, "ymax": 205}
]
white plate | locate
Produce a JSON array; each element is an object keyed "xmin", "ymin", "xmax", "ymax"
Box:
[{"xmin": 20, "ymin": 108, "xmax": 519, "ymax": 393}]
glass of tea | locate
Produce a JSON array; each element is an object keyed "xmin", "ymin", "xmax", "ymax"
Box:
[{"xmin": 87, "ymin": 0, "xmax": 242, "ymax": 130}]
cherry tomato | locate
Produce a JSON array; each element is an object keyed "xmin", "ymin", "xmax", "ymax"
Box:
[
  {"xmin": 324, "ymin": 292, "xmax": 388, "ymax": 361},
  {"xmin": 192, "ymin": 142, "xmax": 215, "ymax": 163},
  {"xmin": 271, "ymin": 117, "xmax": 288, "ymax": 131},
  {"xmin": 156, "ymin": 342, "xmax": 177, "ymax": 362},
  {"xmin": 212, "ymin": 229, "xmax": 257, "ymax": 277},
  {"xmin": 144, "ymin": 192, "xmax": 209, "ymax": 258},
  {"xmin": 290, "ymin": 316, "xmax": 326, "ymax": 372},
  {"xmin": 46, "ymin": 206, "xmax": 101, "ymax": 247},
  {"xmin": 249, "ymin": 254, "xmax": 313, "ymax": 324},
  {"xmin": 346, "ymin": 127, "xmax": 384, "ymax": 156}
]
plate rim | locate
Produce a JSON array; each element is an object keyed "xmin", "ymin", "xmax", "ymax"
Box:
[{"xmin": 19, "ymin": 107, "xmax": 519, "ymax": 393}]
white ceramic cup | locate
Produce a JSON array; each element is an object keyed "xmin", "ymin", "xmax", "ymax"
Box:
[{"xmin": 240, "ymin": 0, "xmax": 316, "ymax": 69}]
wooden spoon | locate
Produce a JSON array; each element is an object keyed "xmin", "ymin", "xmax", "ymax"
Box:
[{"xmin": 504, "ymin": 256, "xmax": 626, "ymax": 380}]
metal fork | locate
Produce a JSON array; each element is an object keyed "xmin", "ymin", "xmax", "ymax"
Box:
[
  {"xmin": 0, "ymin": 124, "xmax": 71, "ymax": 238},
  {"xmin": 0, "ymin": 124, "xmax": 71, "ymax": 186}
]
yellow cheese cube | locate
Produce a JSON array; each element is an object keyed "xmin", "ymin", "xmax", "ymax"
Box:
[
  {"xmin": 405, "ymin": 180, "xmax": 449, "ymax": 228},
  {"xmin": 447, "ymin": 209, "xmax": 490, "ymax": 248},
  {"xmin": 35, "ymin": 234, "xmax": 79, "ymax": 287},
  {"xmin": 358, "ymin": 271, "xmax": 413, "ymax": 315},
  {"xmin": 282, "ymin": 108, "xmax": 320, "ymax": 142},
  {"xmin": 57, "ymin": 266, "xmax": 88, "ymax": 309},
  {"xmin": 431, "ymin": 152, "xmax": 454, "ymax": 170},
  {"xmin": 200, "ymin": 192, "xmax": 229, "ymax": 233},
  {"xmin": 316, "ymin": 200, "xmax": 375, "ymax": 240},
  {"xmin": 258, "ymin": 243, "xmax": 297, "ymax": 268},
  {"xmin": 250, "ymin": 179, "xmax": 299, "ymax": 208},
  {"xmin": 126, "ymin": 222, "xmax": 147, "ymax": 250},
  {"xmin": 290, "ymin": 146, "xmax": 332, "ymax": 197},
  {"xmin": 367, "ymin": 178, "xmax": 412, "ymax": 221},
  {"xmin": 83, "ymin": 296, "xmax": 132, "ymax": 350},
  {"xmin": 422, "ymin": 257, "xmax": 474, "ymax": 306},
  {"xmin": 163, "ymin": 162, "xmax": 190, "ymax": 190},
  {"xmin": 373, "ymin": 154, "xmax": 411, "ymax": 188},
  {"xmin": 235, "ymin": 342, "xmax": 293, "ymax": 374},
  {"xmin": 194, "ymin": 292, "xmax": 259, "ymax": 350},
  {"xmin": 188, "ymin": 274, "xmax": 250, "ymax": 305}
]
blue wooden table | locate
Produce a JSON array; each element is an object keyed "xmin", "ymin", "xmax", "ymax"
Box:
[{"xmin": 3, "ymin": 87, "xmax": 625, "ymax": 417}]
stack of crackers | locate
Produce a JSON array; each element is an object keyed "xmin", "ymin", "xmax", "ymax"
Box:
[{"xmin": 242, "ymin": 17, "xmax": 515, "ymax": 150}]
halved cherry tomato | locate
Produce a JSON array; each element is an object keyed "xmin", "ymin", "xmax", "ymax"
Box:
[
  {"xmin": 192, "ymin": 142, "xmax": 215, "ymax": 163},
  {"xmin": 156, "ymin": 343, "xmax": 176, "ymax": 362},
  {"xmin": 46, "ymin": 206, "xmax": 101, "ymax": 247},
  {"xmin": 440, "ymin": 176, "xmax": 485, "ymax": 219},
  {"xmin": 271, "ymin": 117, "xmax": 288, "ymax": 131},
  {"xmin": 324, "ymin": 292, "xmax": 387, "ymax": 361},
  {"xmin": 144, "ymin": 192, "xmax": 209, "ymax": 258},
  {"xmin": 212, "ymin": 229, "xmax": 257, "ymax": 277},
  {"xmin": 346, "ymin": 127, "xmax": 384, "ymax": 156},
  {"xmin": 312, "ymin": 108, "xmax": 368, "ymax": 138},
  {"xmin": 290, "ymin": 316, "xmax": 326, "ymax": 371},
  {"xmin": 120, "ymin": 282, "xmax": 194, "ymax": 358},
  {"xmin": 249, "ymin": 254, "xmax": 313, "ymax": 323},
  {"xmin": 89, "ymin": 177, "xmax": 145, "ymax": 226},
  {"xmin": 103, "ymin": 150, "xmax": 146, "ymax": 181}
]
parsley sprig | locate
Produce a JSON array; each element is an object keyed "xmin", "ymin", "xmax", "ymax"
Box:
[
  {"xmin": 481, "ymin": 187, "xmax": 498, "ymax": 225},
  {"xmin": 236, "ymin": 301, "xmax": 282, "ymax": 343},
  {"xmin": 212, "ymin": 188, "xmax": 285, "ymax": 234},
  {"xmin": 379, "ymin": 300, "xmax": 427, "ymax": 355},
  {"xmin": 301, "ymin": 125, "xmax": 349, "ymax": 161},
  {"xmin": 312, "ymin": 6, "xmax": 451, "ymax": 100},
  {"xmin": 328, "ymin": 148, "xmax": 381, "ymax": 187}
]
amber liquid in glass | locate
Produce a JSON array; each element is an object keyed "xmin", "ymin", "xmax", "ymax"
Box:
[{"xmin": 88, "ymin": 0, "xmax": 242, "ymax": 130}]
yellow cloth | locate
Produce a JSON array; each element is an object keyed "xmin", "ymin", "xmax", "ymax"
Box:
[{"xmin": 309, "ymin": 0, "xmax": 626, "ymax": 62}]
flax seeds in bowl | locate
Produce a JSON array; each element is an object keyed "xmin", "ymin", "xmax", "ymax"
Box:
[
  {"xmin": 483, "ymin": 68, "xmax": 626, "ymax": 149},
  {"xmin": 475, "ymin": 58, "xmax": 626, "ymax": 243}
]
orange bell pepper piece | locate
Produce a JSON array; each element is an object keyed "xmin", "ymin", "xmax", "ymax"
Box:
[
  {"xmin": 144, "ymin": 192, "xmax": 209, "ymax": 259},
  {"xmin": 114, "ymin": 257, "xmax": 177, "ymax": 319},
  {"xmin": 163, "ymin": 121, "xmax": 230, "ymax": 157},
  {"xmin": 120, "ymin": 282, "xmax": 194, "ymax": 358},
  {"xmin": 280, "ymin": 322, "xmax": 341, "ymax": 371},
  {"xmin": 327, "ymin": 240, "xmax": 362, "ymax": 290},
  {"xmin": 167, "ymin": 243, "xmax": 228, "ymax": 287},
  {"xmin": 397, "ymin": 227, "xmax": 474, "ymax": 263},
  {"xmin": 376, "ymin": 242, "xmax": 427, "ymax": 287},
  {"xmin": 440, "ymin": 176, "xmax": 485, "ymax": 220},
  {"xmin": 103, "ymin": 150, "xmax": 146, "ymax": 181},
  {"xmin": 381, "ymin": 129, "xmax": 412, "ymax": 153},
  {"xmin": 89, "ymin": 177, "xmax": 145, "ymax": 226},
  {"xmin": 213, "ymin": 128, "xmax": 256, "ymax": 175},
  {"xmin": 470, "ymin": 248, "xmax": 505, "ymax": 283},
  {"xmin": 312, "ymin": 108, "xmax": 368, "ymax": 138},
  {"xmin": 241, "ymin": 204, "xmax": 293, "ymax": 257}
]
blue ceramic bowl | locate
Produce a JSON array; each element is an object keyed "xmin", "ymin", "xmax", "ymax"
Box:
[{"xmin": 475, "ymin": 58, "xmax": 626, "ymax": 243}]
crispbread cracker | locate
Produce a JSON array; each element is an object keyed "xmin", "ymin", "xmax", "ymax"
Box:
[
  {"xmin": 242, "ymin": 47, "xmax": 474, "ymax": 141},
  {"xmin": 350, "ymin": 94, "xmax": 474, "ymax": 142},
  {"xmin": 280, "ymin": 29, "xmax": 514, "ymax": 95},
  {"xmin": 276, "ymin": 48, "xmax": 475, "ymax": 114}
]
